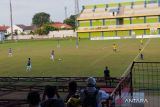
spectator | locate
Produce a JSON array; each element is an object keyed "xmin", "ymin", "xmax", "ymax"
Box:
[
  {"xmin": 27, "ymin": 91, "xmax": 41, "ymax": 107},
  {"xmin": 65, "ymin": 81, "xmax": 78, "ymax": 102},
  {"xmin": 8, "ymin": 48, "xmax": 13, "ymax": 57},
  {"xmin": 65, "ymin": 81, "xmax": 81, "ymax": 107},
  {"xmin": 104, "ymin": 66, "xmax": 110, "ymax": 86},
  {"xmin": 41, "ymin": 85, "xmax": 64, "ymax": 107},
  {"xmin": 80, "ymin": 77, "xmax": 109, "ymax": 107},
  {"xmin": 104, "ymin": 66, "xmax": 110, "ymax": 79},
  {"xmin": 50, "ymin": 50, "xmax": 54, "ymax": 61},
  {"xmin": 112, "ymin": 44, "xmax": 117, "ymax": 52}
]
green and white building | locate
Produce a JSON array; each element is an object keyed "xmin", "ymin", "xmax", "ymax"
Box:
[{"xmin": 77, "ymin": 0, "xmax": 160, "ymax": 38}]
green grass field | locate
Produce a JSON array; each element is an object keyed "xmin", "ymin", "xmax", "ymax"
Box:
[{"xmin": 0, "ymin": 38, "xmax": 160, "ymax": 77}]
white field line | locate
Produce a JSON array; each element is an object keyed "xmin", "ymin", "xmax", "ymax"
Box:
[{"xmin": 121, "ymin": 38, "xmax": 151, "ymax": 77}]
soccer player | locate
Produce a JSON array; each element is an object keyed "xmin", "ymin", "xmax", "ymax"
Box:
[
  {"xmin": 8, "ymin": 48, "xmax": 13, "ymax": 57},
  {"xmin": 26, "ymin": 58, "xmax": 32, "ymax": 71},
  {"xmin": 50, "ymin": 50, "xmax": 54, "ymax": 61},
  {"xmin": 113, "ymin": 44, "xmax": 117, "ymax": 52},
  {"xmin": 139, "ymin": 47, "xmax": 142, "ymax": 53}
]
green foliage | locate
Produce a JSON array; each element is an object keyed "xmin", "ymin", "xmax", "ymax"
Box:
[
  {"xmin": 35, "ymin": 28, "xmax": 45, "ymax": 35},
  {"xmin": 32, "ymin": 12, "xmax": 51, "ymax": 27},
  {"xmin": 29, "ymin": 31, "xmax": 35, "ymax": 35},
  {"xmin": 35, "ymin": 24, "xmax": 57, "ymax": 35},
  {"xmin": 63, "ymin": 15, "xmax": 76, "ymax": 29},
  {"xmin": 44, "ymin": 24, "xmax": 58, "ymax": 31}
]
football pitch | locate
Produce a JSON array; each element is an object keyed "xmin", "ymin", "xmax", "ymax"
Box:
[{"xmin": 0, "ymin": 38, "xmax": 160, "ymax": 77}]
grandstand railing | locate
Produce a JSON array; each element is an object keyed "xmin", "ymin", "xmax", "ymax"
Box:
[
  {"xmin": 78, "ymin": 5, "xmax": 160, "ymax": 20},
  {"xmin": 0, "ymin": 99, "xmax": 26, "ymax": 107},
  {"xmin": 0, "ymin": 77, "xmax": 105, "ymax": 82},
  {"xmin": 0, "ymin": 76, "xmax": 121, "ymax": 107},
  {"xmin": 0, "ymin": 77, "xmax": 121, "ymax": 92},
  {"xmin": 77, "ymin": 23, "xmax": 160, "ymax": 32},
  {"xmin": 78, "ymin": 12, "xmax": 160, "ymax": 21}
]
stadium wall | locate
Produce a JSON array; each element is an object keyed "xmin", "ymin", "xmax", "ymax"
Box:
[
  {"xmin": 78, "ymin": 32, "xmax": 89, "ymax": 38},
  {"xmin": 78, "ymin": 29, "xmax": 160, "ymax": 38},
  {"xmin": 104, "ymin": 31, "xmax": 115, "ymax": 37},
  {"xmin": 78, "ymin": 16, "xmax": 160, "ymax": 28},
  {"xmin": 49, "ymin": 30, "xmax": 75, "ymax": 38}
]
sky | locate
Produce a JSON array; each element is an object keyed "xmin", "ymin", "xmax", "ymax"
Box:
[{"xmin": 0, "ymin": 0, "xmax": 133, "ymax": 26}]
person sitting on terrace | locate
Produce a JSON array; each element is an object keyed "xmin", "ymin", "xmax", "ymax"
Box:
[
  {"xmin": 80, "ymin": 77, "xmax": 109, "ymax": 107},
  {"xmin": 65, "ymin": 81, "xmax": 78, "ymax": 102},
  {"xmin": 41, "ymin": 85, "xmax": 64, "ymax": 107},
  {"xmin": 27, "ymin": 91, "xmax": 41, "ymax": 107},
  {"xmin": 65, "ymin": 81, "xmax": 81, "ymax": 107}
]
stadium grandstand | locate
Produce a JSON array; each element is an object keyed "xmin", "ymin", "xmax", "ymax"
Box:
[{"xmin": 77, "ymin": 0, "xmax": 160, "ymax": 39}]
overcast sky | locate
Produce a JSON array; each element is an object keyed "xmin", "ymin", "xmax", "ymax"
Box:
[{"xmin": 0, "ymin": 0, "xmax": 133, "ymax": 26}]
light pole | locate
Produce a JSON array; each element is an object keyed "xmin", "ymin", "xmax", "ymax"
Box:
[
  {"xmin": 10, "ymin": 0, "xmax": 13, "ymax": 41},
  {"xmin": 64, "ymin": 6, "xmax": 67, "ymax": 19},
  {"xmin": 75, "ymin": 0, "xmax": 79, "ymax": 48}
]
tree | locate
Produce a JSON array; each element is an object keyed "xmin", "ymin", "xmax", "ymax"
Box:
[
  {"xmin": 32, "ymin": 12, "xmax": 51, "ymax": 27},
  {"xmin": 63, "ymin": 15, "xmax": 77, "ymax": 29},
  {"xmin": 35, "ymin": 24, "xmax": 57, "ymax": 35}
]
